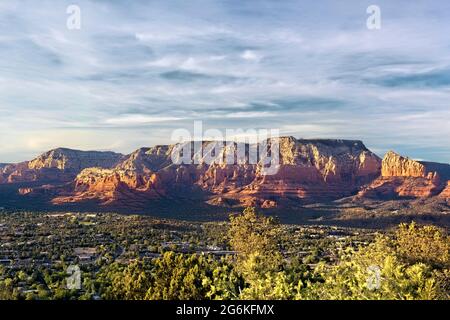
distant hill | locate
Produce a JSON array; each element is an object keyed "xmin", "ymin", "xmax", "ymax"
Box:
[
  {"xmin": 0, "ymin": 137, "xmax": 449, "ymax": 216},
  {"xmin": 358, "ymin": 151, "xmax": 450, "ymax": 199}
]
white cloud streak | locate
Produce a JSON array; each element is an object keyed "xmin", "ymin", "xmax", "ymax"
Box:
[{"xmin": 0, "ymin": 0, "xmax": 450, "ymax": 163}]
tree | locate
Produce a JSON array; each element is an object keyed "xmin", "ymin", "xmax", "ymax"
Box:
[
  {"xmin": 0, "ymin": 278, "xmax": 17, "ymax": 300},
  {"xmin": 97, "ymin": 253, "xmax": 241, "ymax": 300},
  {"xmin": 202, "ymin": 261, "xmax": 242, "ymax": 300},
  {"xmin": 146, "ymin": 252, "xmax": 208, "ymax": 300},
  {"xmin": 229, "ymin": 208, "xmax": 282, "ymax": 275},
  {"xmin": 239, "ymin": 271, "xmax": 292, "ymax": 300},
  {"xmin": 146, "ymin": 252, "xmax": 240, "ymax": 300},
  {"xmin": 228, "ymin": 207, "xmax": 285, "ymax": 299},
  {"xmin": 301, "ymin": 233, "xmax": 444, "ymax": 300},
  {"xmin": 395, "ymin": 222, "xmax": 449, "ymax": 268},
  {"xmin": 99, "ymin": 261, "xmax": 151, "ymax": 300}
]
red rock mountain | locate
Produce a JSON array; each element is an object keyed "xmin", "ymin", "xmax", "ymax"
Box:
[
  {"xmin": 0, "ymin": 148, "xmax": 123, "ymax": 185},
  {"xmin": 358, "ymin": 151, "xmax": 450, "ymax": 199},
  {"xmin": 3, "ymin": 137, "xmax": 381, "ymax": 207},
  {"xmin": 439, "ymin": 182, "xmax": 450, "ymax": 199},
  {"xmin": 1, "ymin": 138, "xmax": 449, "ymax": 209}
]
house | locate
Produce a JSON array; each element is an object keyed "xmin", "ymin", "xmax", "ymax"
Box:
[{"xmin": 74, "ymin": 247, "xmax": 97, "ymax": 263}]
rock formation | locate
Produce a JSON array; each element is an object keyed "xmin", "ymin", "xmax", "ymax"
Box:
[
  {"xmin": 358, "ymin": 151, "xmax": 450, "ymax": 199},
  {"xmin": 3, "ymin": 138, "xmax": 450, "ymax": 210},
  {"xmin": 10, "ymin": 137, "xmax": 381, "ymax": 207},
  {"xmin": 28, "ymin": 148, "xmax": 123, "ymax": 171},
  {"xmin": 0, "ymin": 148, "xmax": 123, "ymax": 184},
  {"xmin": 438, "ymin": 181, "xmax": 450, "ymax": 199}
]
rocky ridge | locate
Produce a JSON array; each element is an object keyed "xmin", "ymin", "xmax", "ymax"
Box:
[
  {"xmin": 358, "ymin": 151, "xmax": 450, "ymax": 199},
  {"xmin": 0, "ymin": 148, "xmax": 123, "ymax": 185},
  {"xmin": 2, "ymin": 137, "xmax": 449, "ymax": 210}
]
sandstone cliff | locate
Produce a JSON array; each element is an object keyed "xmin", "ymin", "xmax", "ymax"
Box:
[
  {"xmin": 0, "ymin": 148, "xmax": 124, "ymax": 184},
  {"xmin": 381, "ymin": 151, "xmax": 427, "ymax": 177},
  {"xmin": 358, "ymin": 151, "xmax": 450, "ymax": 199},
  {"xmin": 6, "ymin": 138, "xmax": 450, "ymax": 209},
  {"xmin": 438, "ymin": 181, "xmax": 450, "ymax": 199},
  {"xmin": 228, "ymin": 138, "xmax": 381, "ymax": 206},
  {"xmin": 47, "ymin": 137, "xmax": 382, "ymax": 207},
  {"xmin": 28, "ymin": 148, "xmax": 123, "ymax": 171}
]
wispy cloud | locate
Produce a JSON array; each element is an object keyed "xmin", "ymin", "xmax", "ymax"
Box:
[
  {"xmin": 0, "ymin": 0, "xmax": 450, "ymax": 163},
  {"xmin": 104, "ymin": 115, "xmax": 183, "ymax": 125}
]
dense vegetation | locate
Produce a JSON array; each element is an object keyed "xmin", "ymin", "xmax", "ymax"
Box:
[{"xmin": 0, "ymin": 208, "xmax": 448, "ymax": 300}]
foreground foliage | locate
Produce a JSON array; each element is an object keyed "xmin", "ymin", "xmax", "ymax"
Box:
[
  {"xmin": 0, "ymin": 209, "xmax": 448, "ymax": 300},
  {"xmin": 90, "ymin": 212, "xmax": 450, "ymax": 300}
]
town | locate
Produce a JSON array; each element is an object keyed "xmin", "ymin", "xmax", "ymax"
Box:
[{"xmin": 0, "ymin": 209, "xmax": 375, "ymax": 299}]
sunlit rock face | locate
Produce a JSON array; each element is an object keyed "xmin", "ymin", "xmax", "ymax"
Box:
[
  {"xmin": 27, "ymin": 148, "xmax": 124, "ymax": 171},
  {"xmin": 358, "ymin": 151, "xmax": 450, "ymax": 199},
  {"xmin": 20, "ymin": 137, "xmax": 381, "ymax": 207},
  {"xmin": 6, "ymin": 137, "xmax": 450, "ymax": 209},
  {"xmin": 0, "ymin": 148, "xmax": 123, "ymax": 184}
]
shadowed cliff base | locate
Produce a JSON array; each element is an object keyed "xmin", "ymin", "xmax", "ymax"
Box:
[{"xmin": 2, "ymin": 183, "xmax": 449, "ymax": 229}]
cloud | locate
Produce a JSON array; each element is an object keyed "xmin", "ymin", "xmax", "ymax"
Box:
[
  {"xmin": 1, "ymin": 0, "xmax": 450, "ymax": 163},
  {"xmin": 104, "ymin": 115, "xmax": 184, "ymax": 125},
  {"xmin": 366, "ymin": 67, "xmax": 450, "ymax": 88},
  {"xmin": 241, "ymin": 50, "xmax": 261, "ymax": 61},
  {"xmin": 159, "ymin": 70, "xmax": 242, "ymax": 84}
]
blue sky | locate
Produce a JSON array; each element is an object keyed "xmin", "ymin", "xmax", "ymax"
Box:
[{"xmin": 1, "ymin": 0, "xmax": 450, "ymax": 163}]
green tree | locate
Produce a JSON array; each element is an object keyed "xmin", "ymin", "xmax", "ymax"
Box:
[
  {"xmin": 395, "ymin": 222, "xmax": 449, "ymax": 268},
  {"xmin": 202, "ymin": 261, "xmax": 242, "ymax": 300},
  {"xmin": 97, "ymin": 253, "xmax": 241, "ymax": 300},
  {"xmin": 229, "ymin": 208, "xmax": 282, "ymax": 277},
  {"xmin": 146, "ymin": 252, "xmax": 235, "ymax": 300},
  {"xmin": 100, "ymin": 261, "xmax": 151, "ymax": 300},
  {"xmin": 0, "ymin": 278, "xmax": 17, "ymax": 300},
  {"xmin": 228, "ymin": 207, "xmax": 286, "ymax": 299},
  {"xmin": 239, "ymin": 271, "xmax": 292, "ymax": 300},
  {"xmin": 301, "ymin": 234, "xmax": 443, "ymax": 300}
]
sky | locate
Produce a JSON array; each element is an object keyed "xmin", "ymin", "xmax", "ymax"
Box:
[{"xmin": 0, "ymin": 0, "xmax": 450, "ymax": 163}]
